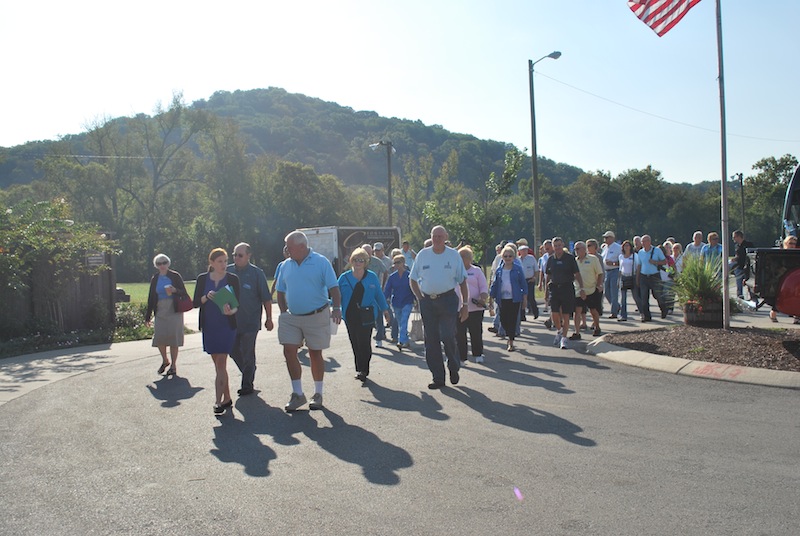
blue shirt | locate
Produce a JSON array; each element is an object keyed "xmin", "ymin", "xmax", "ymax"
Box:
[
  {"xmin": 276, "ymin": 248, "xmax": 339, "ymax": 315},
  {"xmin": 156, "ymin": 274, "xmax": 173, "ymax": 300},
  {"xmin": 635, "ymin": 246, "xmax": 666, "ymax": 276},
  {"xmin": 227, "ymin": 262, "xmax": 271, "ymax": 333},
  {"xmin": 409, "ymin": 246, "xmax": 467, "ymax": 295},
  {"xmin": 701, "ymin": 243, "xmax": 723, "ymax": 264},
  {"xmin": 338, "ymin": 270, "xmax": 389, "ymax": 322},
  {"xmin": 384, "ymin": 269, "xmax": 415, "ymax": 308}
]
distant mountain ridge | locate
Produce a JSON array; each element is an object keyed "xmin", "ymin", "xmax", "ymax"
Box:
[{"xmin": 0, "ymin": 87, "xmax": 585, "ymax": 190}]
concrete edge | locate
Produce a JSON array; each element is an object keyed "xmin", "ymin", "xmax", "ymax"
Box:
[{"xmin": 586, "ymin": 337, "xmax": 800, "ymax": 390}]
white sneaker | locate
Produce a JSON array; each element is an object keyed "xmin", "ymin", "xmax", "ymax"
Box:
[
  {"xmin": 284, "ymin": 392, "xmax": 307, "ymax": 412},
  {"xmin": 309, "ymin": 393, "xmax": 323, "ymax": 410},
  {"xmin": 560, "ymin": 337, "xmax": 568, "ymax": 350},
  {"xmin": 553, "ymin": 334, "xmax": 561, "ymax": 346},
  {"xmin": 376, "ymin": 340, "xmax": 383, "ymax": 348},
  {"xmin": 474, "ymin": 355, "xmax": 484, "ymax": 363}
]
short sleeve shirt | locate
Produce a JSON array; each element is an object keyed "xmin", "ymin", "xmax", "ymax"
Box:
[
  {"xmin": 519, "ymin": 254, "xmax": 538, "ymax": 279},
  {"xmin": 227, "ymin": 263, "xmax": 271, "ymax": 332},
  {"xmin": 275, "ymin": 248, "xmax": 339, "ymax": 315},
  {"xmin": 409, "ymin": 246, "xmax": 467, "ymax": 295},
  {"xmin": 545, "ymin": 252, "xmax": 579, "ymax": 285},
  {"xmin": 601, "ymin": 242, "xmax": 622, "ymax": 271},
  {"xmin": 635, "ymin": 246, "xmax": 666, "ymax": 276},
  {"xmin": 575, "ymin": 255, "xmax": 603, "ymax": 295}
]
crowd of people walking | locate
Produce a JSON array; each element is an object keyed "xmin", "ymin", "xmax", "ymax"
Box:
[{"xmin": 145, "ymin": 225, "xmax": 754, "ymax": 415}]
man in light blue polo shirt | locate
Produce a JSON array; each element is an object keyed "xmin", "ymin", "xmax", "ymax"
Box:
[
  {"xmin": 635, "ymin": 234, "xmax": 667, "ymax": 322},
  {"xmin": 409, "ymin": 225, "xmax": 469, "ymax": 389},
  {"xmin": 276, "ymin": 231, "xmax": 341, "ymax": 411}
]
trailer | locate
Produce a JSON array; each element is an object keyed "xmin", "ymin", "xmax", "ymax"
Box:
[{"xmin": 297, "ymin": 226, "xmax": 401, "ymax": 275}]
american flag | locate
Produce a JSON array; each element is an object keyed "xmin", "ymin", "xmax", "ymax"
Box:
[{"xmin": 628, "ymin": 0, "xmax": 702, "ymax": 36}]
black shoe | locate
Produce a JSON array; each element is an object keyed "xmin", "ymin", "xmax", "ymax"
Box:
[
  {"xmin": 569, "ymin": 333, "xmax": 582, "ymax": 341},
  {"xmin": 609, "ymin": 314, "xmax": 617, "ymax": 319},
  {"xmin": 237, "ymin": 387, "xmax": 254, "ymax": 396},
  {"xmin": 543, "ymin": 319, "xmax": 553, "ymax": 329},
  {"xmin": 213, "ymin": 400, "xmax": 233, "ymax": 415},
  {"xmin": 488, "ymin": 327, "xmax": 497, "ymax": 333},
  {"xmin": 428, "ymin": 381, "xmax": 445, "ymax": 390},
  {"xmin": 158, "ymin": 362, "xmax": 170, "ymax": 374},
  {"xmin": 642, "ymin": 317, "xmax": 652, "ymax": 323},
  {"xmin": 660, "ymin": 311, "xmax": 668, "ymax": 319},
  {"xmin": 593, "ymin": 326, "xmax": 601, "ymax": 337},
  {"xmin": 356, "ymin": 373, "xmax": 367, "ymax": 382},
  {"xmin": 449, "ymin": 370, "xmax": 460, "ymax": 385}
]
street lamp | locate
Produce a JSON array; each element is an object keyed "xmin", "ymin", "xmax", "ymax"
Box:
[
  {"xmin": 528, "ymin": 50, "xmax": 561, "ymax": 251},
  {"xmin": 732, "ymin": 172, "xmax": 745, "ymax": 233},
  {"xmin": 370, "ymin": 140, "xmax": 396, "ymax": 227}
]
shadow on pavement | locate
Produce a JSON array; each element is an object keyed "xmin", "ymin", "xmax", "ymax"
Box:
[
  {"xmin": 467, "ymin": 357, "xmax": 574, "ymax": 394},
  {"xmin": 0, "ymin": 350, "xmax": 114, "ymax": 390},
  {"xmin": 442, "ymin": 386, "xmax": 597, "ymax": 447},
  {"xmin": 304, "ymin": 407, "xmax": 414, "ymax": 485},
  {"xmin": 146, "ymin": 375, "xmax": 204, "ymax": 408},
  {"xmin": 362, "ymin": 380, "xmax": 449, "ymax": 420}
]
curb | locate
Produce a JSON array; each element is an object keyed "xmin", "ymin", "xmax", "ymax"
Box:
[{"xmin": 586, "ymin": 337, "xmax": 800, "ymax": 390}]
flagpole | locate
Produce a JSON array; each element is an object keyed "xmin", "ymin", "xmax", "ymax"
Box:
[{"xmin": 716, "ymin": 0, "xmax": 731, "ymax": 328}]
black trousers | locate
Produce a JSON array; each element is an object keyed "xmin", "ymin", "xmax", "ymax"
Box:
[
  {"xmin": 457, "ymin": 309, "xmax": 485, "ymax": 359},
  {"xmin": 345, "ymin": 319, "xmax": 374, "ymax": 376},
  {"xmin": 500, "ymin": 299, "xmax": 520, "ymax": 340}
]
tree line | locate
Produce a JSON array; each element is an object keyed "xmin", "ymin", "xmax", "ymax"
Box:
[{"xmin": 1, "ymin": 90, "xmax": 796, "ymax": 285}]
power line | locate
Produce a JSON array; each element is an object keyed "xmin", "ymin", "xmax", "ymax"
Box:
[{"xmin": 536, "ymin": 72, "xmax": 800, "ymax": 144}]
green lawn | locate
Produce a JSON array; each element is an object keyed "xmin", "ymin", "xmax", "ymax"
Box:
[{"xmin": 118, "ymin": 279, "xmax": 275, "ymax": 304}]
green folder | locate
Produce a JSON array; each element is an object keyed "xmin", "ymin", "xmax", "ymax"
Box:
[{"xmin": 211, "ymin": 284, "xmax": 239, "ymax": 313}]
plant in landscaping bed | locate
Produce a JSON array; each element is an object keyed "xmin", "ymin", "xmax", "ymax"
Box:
[{"xmin": 673, "ymin": 254, "xmax": 723, "ymax": 310}]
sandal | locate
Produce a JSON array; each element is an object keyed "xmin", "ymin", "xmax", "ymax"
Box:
[
  {"xmin": 158, "ymin": 362, "xmax": 170, "ymax": 374},
  {"xmin": 166, "ymin": 368, "xmax": 177, "ymax": 376}
]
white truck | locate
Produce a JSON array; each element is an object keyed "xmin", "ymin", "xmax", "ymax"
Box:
[{"xmin": 297, "ymin": 226, "xmax": 402, "ymax": 275}]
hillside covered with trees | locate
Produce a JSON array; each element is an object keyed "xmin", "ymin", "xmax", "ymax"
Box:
[{"xmin": 0, "ymin": 87, "xmax": 795, "ymax": 282}]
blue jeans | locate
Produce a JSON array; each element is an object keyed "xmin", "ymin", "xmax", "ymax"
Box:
[
  {"xmin": 393, "ymin": 303, "xmax": 412, "ymax": 344},
  {"xmin": 604, "ymin": 269, "xmax": 620, "ymax": 316},
  {"xmin": 620, "ymin": 288, "xmax": 629, "ymax": 319},
  {"xmin": 419, "ymin": 291, "xmax": 460, "ymax": 384}
]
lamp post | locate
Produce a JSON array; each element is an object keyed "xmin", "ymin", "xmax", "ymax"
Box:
[
  {"xmin": 528, "ymin": 50, "xmax": 561, "ymax": 251},
  {"xmin": 370, "ymin": 140, "xmax": 396, "ymax": 227},
  {"xmin": 732, "ymin": 172, "xmax": 745, "ymax": 233}
]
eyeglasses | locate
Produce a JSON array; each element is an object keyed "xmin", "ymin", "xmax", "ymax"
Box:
[
  {"xmin": 352, "ymin": 258, "xmax": 367, "ymax": 264},
  {"xmin": 156, "ymin": 261, "xmax": 168, "ymax": 266}
]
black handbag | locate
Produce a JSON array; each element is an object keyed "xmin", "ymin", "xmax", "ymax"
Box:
[
  {"xmin": 621, "ymin": 275, "xmax": 635, "ymax": 290},
  {"xmin": 358, "ymin": 304, "xmax": 375, "ymax": 327}
]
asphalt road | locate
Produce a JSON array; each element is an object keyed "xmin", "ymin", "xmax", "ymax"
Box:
[{"xmin": 1, "ymin": 305, "xmax": 798, "ymax": 536}]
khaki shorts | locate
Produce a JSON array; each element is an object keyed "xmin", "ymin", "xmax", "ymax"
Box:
[{"xmin": 278, "ymin": 309, "xmax": 331, "ymax": 350}]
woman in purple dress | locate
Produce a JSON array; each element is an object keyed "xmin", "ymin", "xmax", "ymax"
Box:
[{"xmin": 194, "ymin": 248, "xmax": 240, "ymax": 415}]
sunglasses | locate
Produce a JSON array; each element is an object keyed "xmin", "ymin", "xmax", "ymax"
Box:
[
  {"xmin": 156, "ymin": 261, "xmax": 168, "ymax": 266},
  {"xmin": 352, "ymin": 258, "xmax": 367, "ymax": 264}
]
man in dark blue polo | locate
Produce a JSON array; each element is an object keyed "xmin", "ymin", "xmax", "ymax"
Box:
[{"xmin": 227, "ymin": 242, "xmax": 273, "ymax": 396}]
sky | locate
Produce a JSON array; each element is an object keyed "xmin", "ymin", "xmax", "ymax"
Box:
[{"xmin": 2, "ymin": 0, "xmax": 798, "ymax": 184}]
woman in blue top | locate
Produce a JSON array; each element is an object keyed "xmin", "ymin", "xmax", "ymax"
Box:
[
  {"xmin": 489, "ymin": 245, "xmax": 528, "ymax": 352},
  {"xmin": 338, "ymin": 248, "xmax": 390, "ymax": 382}
]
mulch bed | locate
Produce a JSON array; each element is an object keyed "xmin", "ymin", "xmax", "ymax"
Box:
[{"xmin": 604, "ymin": 324, "xmax": 800, "ymax": 372}]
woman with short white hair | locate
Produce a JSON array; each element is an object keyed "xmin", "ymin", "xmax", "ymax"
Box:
[{"xmin": 145, "ymin": 254, "xmax": 189, "ymax": 376}]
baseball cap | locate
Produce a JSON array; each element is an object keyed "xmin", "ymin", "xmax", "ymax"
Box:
[
  {"xmin": 373, "ymin": 242, "xmax": 384, "ymax": 250},
  {"xmin": 602, "ymin": 231, "xmax": 615, "ymax": 239}
]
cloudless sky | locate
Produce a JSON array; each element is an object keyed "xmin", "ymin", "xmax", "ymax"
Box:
[{"xmin": 2, "ymin": 0, "xmax": 798, "ymax": 184}]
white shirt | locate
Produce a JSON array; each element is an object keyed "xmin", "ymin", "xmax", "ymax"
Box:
[
  {"xmin": 409, "ymin": 246, "xmax": 467, "ymax": 295},
  {"xmin": 601, "ymin": 241, "xmax": 622, "ymax": 271}
]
